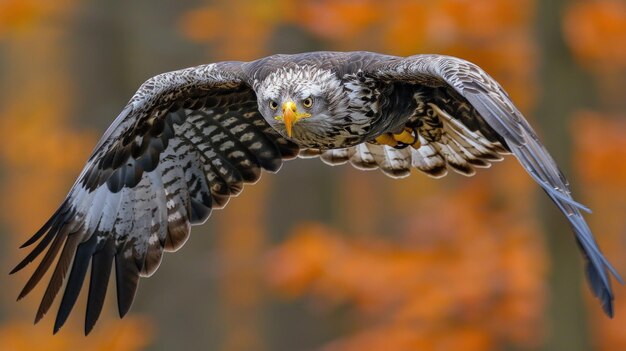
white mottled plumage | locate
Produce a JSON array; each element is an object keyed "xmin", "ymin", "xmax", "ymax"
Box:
[
  {"xmin": 12, "ymin": 51, "xmax": 620, "ymax": 336},
  {"xmin": 255, "ymin": 65, "xmax": 342, "ymax": 102}
]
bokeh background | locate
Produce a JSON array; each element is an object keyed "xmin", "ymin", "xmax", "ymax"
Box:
[{"xmin": 1, "ymin": 0, "xmax": 625, "ymax": 350}]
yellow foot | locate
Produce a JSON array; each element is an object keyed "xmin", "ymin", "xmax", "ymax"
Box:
[
  {"xmin": 374, "ymin": 133, "xmax": 398, "ymax": 147},
  {"xmin": 394, "ymin": 129, "xmax": 416, "ymax": 145},
  {"xmin": 372, "ymin": 128, "xmax": 421, "ymax": 149}
]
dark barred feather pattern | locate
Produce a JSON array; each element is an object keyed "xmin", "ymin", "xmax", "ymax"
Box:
[
  {"xmin": 315, "ymin": 98, "xmax": 509, "ymax": 179},
  {"xmin": 315, "ymin": 83, "xmax": 509, "ymax": 179},
  {"xmin": 315, "ymin": 53, "xmax": 620, "ymax": 315},
  {"xmin": 12, "ymin": 61, "xmax": 298, "ymax": 335},
  {"xmin": 369, "ymin": 54, "xmax": 622, "ymax": 315},
  {"xmin": 13, "ymin": 51, "xmax": 620, "ymax": 336}
]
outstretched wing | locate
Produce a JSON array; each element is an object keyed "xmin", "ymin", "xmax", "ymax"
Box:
[
  {"xmin": 318, "ymin": 53, "xmax": 621, "ymax": 316},
  {"xmin": 305, "ymin": 95, "xmax": 509, "ymax": 180},
  {"xmin": 11, "ymin": 61, "xmax": 299, "ymax": 334}
]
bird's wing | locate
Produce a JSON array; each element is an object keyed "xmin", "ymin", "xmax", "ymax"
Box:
[
  {"xmin": 302, "ymin": 99, "xmax": 508, "ymax": 180},
  {"xmin": 315, "ymin": 53, "xmax": 621, "ymax": 316},
  {"xmin": 12, "ymin": 61, "xmax": 299, "ymax": 334}
]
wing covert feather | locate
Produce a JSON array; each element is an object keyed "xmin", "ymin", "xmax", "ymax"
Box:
[
  {"xmin": 12, "ymin": 61, "xmax": 299, "ymax": 334},
  {"xmin": 13, "ymin": 51, "xmax": 620, "ymax": 335},
  {"xmin": 364, "ymin": 54, "xmax": 621, "ymax": 316}
]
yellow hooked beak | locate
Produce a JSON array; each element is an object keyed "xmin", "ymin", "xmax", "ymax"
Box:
[{"xmin": 275, "ymin": 101, "xmax": 311, "ymax": 137}]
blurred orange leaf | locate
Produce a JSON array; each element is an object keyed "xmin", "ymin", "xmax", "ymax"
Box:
[
  {"xmin": 0, "ymin": 0, "xmax": 42, "ymax": 38},
  {"xmin": 571, "ymin": 111, "xmax": 626, "ymax": 186},
  {"xmin": 0, "ymin": 316, "xmax": 153, "ymax": 351},
  {"xmin": 178, "ymin": 7, "xmax": 222, "ymax": 42},
  {"xmin": 265, "ymin": 187, "xmax": 547, "ymax": 350},
  {"xmin": 572, "ymin": 111, "xmax": 626, "ymax": 351},
  {"xmin": 564, "ymin": 1, "xmax": 626, "ymax": 72}
]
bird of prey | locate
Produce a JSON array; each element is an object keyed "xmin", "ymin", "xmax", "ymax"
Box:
[{"xmin": 12, "ymin": 51, "xmax": 620, "ymax": 334}]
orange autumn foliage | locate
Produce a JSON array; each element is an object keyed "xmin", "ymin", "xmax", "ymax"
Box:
[
  {"xmin": 178, "ymin": 0, "xmax": 281, "ymax": 60},
  {"xmin": 564, "ymin": 1, "xmax": 626, "ymax": 72},
  {"xmin": 0, "ymin": 317, "xmax": 153, "ymax": 351},
  {"xmin": 265, "ymin": 182, "xmax": 547, "ymax": 350},
  {"xmin": 180, "ymin": 1, "xmax": 548, "ymax": 350},
  {"xmin": 179, "ymin": 0, "xmax": 537, "ymax": 113},
  {"xmin": 215, "ymin": 182, "xmax": 271, "ymax": 351},
  {"xmin": 8, "ymin": 0, "xmax": 625, "ymax": 349},
  {"xmin": 572, "ymin": 113, "xmax": 626, "ymax": 351},
  {"xmin": 573, "ymin": 113, "xmax": 626, "ymax": 186},
  {"xmin": 0, "ymin": 2, "xmax": 155, "ymax": 350},
  {"xmin": 0, "ymin": 0, "xmax": 44, "ymax": 39},
  {"xmin": 0, "ymin": 106, "xmax": 96, "ymax": 237},
  {"xmin": 296, "ymin": 0, "xmax": 381, "ymax": 41},
  {"xmin": 0, "ymin": 0, "xmax": 78, "ymax": 40},
  {"xmin": 563, "ymin": 1, "xmax": 626, "ymax": 108}
]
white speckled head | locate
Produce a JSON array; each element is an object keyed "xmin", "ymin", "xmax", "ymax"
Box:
[
  {"xmin": 254, "ymin": 65, "xmax": 351, "ymax": 147},
  {"xmin": 255, "ymin": 65, "xmax": 341, "ymax": 102}
]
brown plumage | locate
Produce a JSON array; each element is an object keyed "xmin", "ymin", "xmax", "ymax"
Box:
[{"xmin": 12, "ymin": 51, "xmax": 620, "ymax": 335}]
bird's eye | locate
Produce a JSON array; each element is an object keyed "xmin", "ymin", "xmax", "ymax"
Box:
[
  {"xmin": 269, "ymin": 101, "xmax": 278, "ymax": 110},
  {"xmin": 302, "ymin": 97, "xmax": 313, "ymax": 108}
]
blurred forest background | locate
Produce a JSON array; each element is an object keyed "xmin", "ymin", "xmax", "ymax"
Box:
[{"xmin": 0, "ymin": 0, "xmax": 625, "ymax": 350}]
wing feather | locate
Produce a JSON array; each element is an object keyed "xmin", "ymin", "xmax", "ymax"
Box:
[
  {"xmin": 114, "ymin": 242, "xmax": 141, "ymax": 319},
  {"xmin": 35, "ymin": 232, "xmax": 81, "ymax": 324},
  {"xmin": 307, "ymin": 52, "xmax": 621, "ymax": 315},
  {"xmin": 349, "ymin": 144, "xmax": 378, "ymax": 170},
  {"xmin": 15, "ymin": 51, "xmax": 620, "ymax": 334},
  {"xmin": 53, "ymin": 233, "xmax": 97, "ymax": 333},
  {"xmin": 84, "ymin": 236, "xmax": 115, "ymax": 335},
  {"xmin": 12, "ymin": 61, "xmax": 299, "ymax": 334},
  {"xmin": 365, "ymin": 53, "xmax": 621, "ymax": 316},
  {"xmin": 410, "ymin": 137, "xmax": 448, "ymax": 177}
]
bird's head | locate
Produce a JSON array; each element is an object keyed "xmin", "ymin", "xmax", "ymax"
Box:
[{"xmin": 256, "ymin": 66, "xmax": 347, "ymax": 147}]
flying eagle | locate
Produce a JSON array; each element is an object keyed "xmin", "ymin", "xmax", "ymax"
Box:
[{"xmin": 12, "ymin": 51, "xmax": 620, "ymax": 334}]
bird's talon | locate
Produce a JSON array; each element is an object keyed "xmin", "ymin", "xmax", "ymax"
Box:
[
  {"xmin": 373, "ymin": 128, "xmax": 420, "ymax": 149},
  {"xmin": 394, "ymin": 129, "xmax": 416, "ymax": 145},
  {"xmin": 374, "ymin": 134, "xmax": 398, "ymax": 147}
]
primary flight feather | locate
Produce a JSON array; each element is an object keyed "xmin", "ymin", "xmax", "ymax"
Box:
[{"xmin": 12, "ymin": 51, "xmax": 620, "ymax": 334}]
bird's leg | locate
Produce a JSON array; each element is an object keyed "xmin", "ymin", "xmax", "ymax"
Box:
[{"xmin": 372, "ymin": 128, "xmax": 421, "ymax": 149}]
